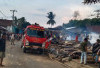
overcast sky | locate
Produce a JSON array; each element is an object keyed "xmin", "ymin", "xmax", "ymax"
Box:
[{"xmin": 0, "ymin": 0, "xmax": 100, "ymax": 28}]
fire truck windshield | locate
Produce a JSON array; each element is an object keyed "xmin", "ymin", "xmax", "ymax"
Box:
[{"xmin": 27, "ymin": 28, "xmax": 45, "ymax": 38}]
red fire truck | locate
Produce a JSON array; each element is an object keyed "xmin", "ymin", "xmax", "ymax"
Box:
[{"xmin": 21, "ymin": 24, "xmax": 52, "ymax": 53}]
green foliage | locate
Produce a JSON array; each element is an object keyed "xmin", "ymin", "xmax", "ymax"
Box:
[
  {"xmin": 47, "ymin": 20, "xmax": 56, "ymax": 26},
  {"xmin": 47, "ymin": 12, "xmax": 55, "ymax": 20},
  {"xmin": 83, "ymin": 0, "xmax": 100, "ymax": 4},
  {"xmin": 63, "ymin": 18, "xmax": 100, "ymax": 28},
  {"xmin": 16, "ymin": 17, "xmax": 31, "ymax": 29},
  {"xmin": 47, "ymin": 12, "xmax": 56, "ymax": 27},
  {"xmin": 63, "ymin": 20, "xmax": 78, "ymax": 27}
]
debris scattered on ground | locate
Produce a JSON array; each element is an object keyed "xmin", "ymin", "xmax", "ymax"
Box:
[{"xmin": 48, "ymin": 40, "xmax": 96, "ymax": 68}]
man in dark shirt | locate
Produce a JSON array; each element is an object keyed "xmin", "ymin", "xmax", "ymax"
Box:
[
  {"xmin": 92, "ymin": 39, "xmax": 100, "ymax": 64},
  {"xmin": 80, "ymin": 38, "xmax": 88, "ymax": 65},
  {"xmin": 0, "ymin": 33, "xmax": 6, "ymax": 66}
]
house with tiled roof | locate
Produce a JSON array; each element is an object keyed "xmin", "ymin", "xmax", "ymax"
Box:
[
  {"xmin": 0, "ymin": 19, "xmax": 13, "ymax": 32},
  {"xmin": 87, "ymin": 25, "xmax": 100, "ymax": 33}
]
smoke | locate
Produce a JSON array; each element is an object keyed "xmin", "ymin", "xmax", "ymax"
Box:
[
  {"xmin": 61, "ymin": 27, "xmax": 100, "ymax": 45},
  {"xmin": 88, "ymin": 32, "xmax": 100, "ymax": 44}
]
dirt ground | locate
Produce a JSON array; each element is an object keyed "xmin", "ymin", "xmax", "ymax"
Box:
[
  {"xmin": 1, "ymin": 41, "xmax": 65, "ymax": 68},
  {"xmin": 1, "ymin": 40, "xmax": 99, "ymax": 68},
  {"xmin": 62, "ymin": 59, "xmax": 98, "ymax": 68}
]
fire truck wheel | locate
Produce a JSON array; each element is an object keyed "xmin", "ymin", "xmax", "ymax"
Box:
[
  {"xmin": 37, "ymin": 48, "xmax": 43, "ymax": 54},
  {"xmin": 23, "ymin": 47, "xmax": 27, "ymax": 53}
]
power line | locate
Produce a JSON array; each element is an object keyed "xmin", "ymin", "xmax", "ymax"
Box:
[{"xmin": 0, "ymin": 10, "xmax": 7, "ymax": 18}]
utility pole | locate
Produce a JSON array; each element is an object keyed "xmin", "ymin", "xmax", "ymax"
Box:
[
  {"xmin": 10, "ymin": 10, "xmax": 17, "ymax": 25},
  {"xmin": 10, "ymin": 10, "xmax": 17, "ymax": 33}
]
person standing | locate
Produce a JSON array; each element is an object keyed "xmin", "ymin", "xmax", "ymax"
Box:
[
  {"xmin": 80, "ymin": 38, "xmax": 88, "ymax": 65},
  {"xmin": 11, "ymin": 34, "xmax": 15, "ymax": 45},
  {"xmin": 0, "ymin": 33, "xmax": 6, "ymax": 66},
  {"xmin": 75, "ymin": 34, "xmax": 78, "ymax": 42},
  {"xmin": 92, "ymin": 39, "xmax": 100, "ymax": 64},
  {"xmin": 97, "ymin": 48, "xmax": 100, "ymax": 68}
]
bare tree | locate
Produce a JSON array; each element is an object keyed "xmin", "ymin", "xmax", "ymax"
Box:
[
  {"xmin": 89, "ymin": 9, "xmax": 100, "ymax": 18},
  {"xmin": 94, "ymin": 10, "xmax": 100, "ymax": 18}
]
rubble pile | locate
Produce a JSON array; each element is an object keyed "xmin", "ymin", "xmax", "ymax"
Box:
[{"xmin": 48, "ymin": 40, "xmax": 94, "ymax": 63}]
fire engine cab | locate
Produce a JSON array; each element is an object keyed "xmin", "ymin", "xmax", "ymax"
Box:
[{"xmin": 22, "ymin": 24, "xmax": 52, "ymax": 53}]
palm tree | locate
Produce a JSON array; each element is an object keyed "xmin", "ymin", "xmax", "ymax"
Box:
[
  {"xmin": 47, "ymin": 12, "xmax": 56, "ymax": 28},
  {"xmin": 83, "ymin": 0, "xmax": 100, "ymax": 4}
]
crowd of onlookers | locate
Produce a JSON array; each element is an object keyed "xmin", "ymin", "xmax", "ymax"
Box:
[
  {"xmin": 6, "ymin": 33, "xmax": 22, "ymax": 41},
  {"xmin": 6, "ymin": 33, "xmax": 22, "ymax": 45}
]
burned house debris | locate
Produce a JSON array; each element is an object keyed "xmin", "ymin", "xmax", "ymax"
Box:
[{"xmin": 48, "ymin": 26, "xmax": 99, "ymax": 65}]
